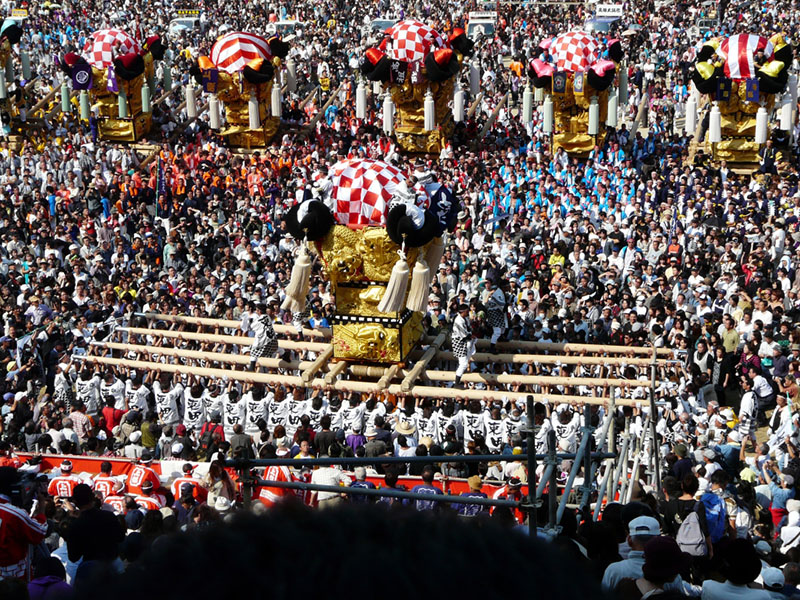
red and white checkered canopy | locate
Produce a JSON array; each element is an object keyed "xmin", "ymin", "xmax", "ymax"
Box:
[
  {"xmin": 385, "ymin": 20, "xmax": 446, "ymax": 63},
  {"xmin": 330, "ymin": 159, "xmax": 427, "ymax": 229},
  {"xmin": 82, "ymin": 29, "xmax": 142, "ymax": 69},
  {"xmin": 716, "ymin": 34, "xmax": 773, "ymax": 80},
  {"xmin": 210, "ymin": 32, "xmax": 272, "ymax": 73},
  {"xmin": 551, "ymin": 31, "xmax": 599, "ymax": 72}
]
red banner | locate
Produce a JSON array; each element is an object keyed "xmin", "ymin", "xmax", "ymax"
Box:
[{"xmin": 15, "ymin": 453, "xmax": 528, "ymax": 499}]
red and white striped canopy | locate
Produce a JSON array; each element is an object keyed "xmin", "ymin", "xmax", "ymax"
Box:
[
  {"xmin": 82, "ymin": 29, "xmax": 142, "ymax": 69},
  {"xmin": 551, "ymin": 31, "xmax": 599, "ymax": 72},
  {"xmin": 330, "ymin": 159, "xmax": 427, "ymax": 229},
  {"xmin": 210, "ymin": 32, "xmax": 272, "ymax": 73},
  {"xmin": 716, "ymin": 34, "xmax": 773, "ymax": 80},
  {"xmin": 385, "ymin": 20, "xmax": 446, "ymax": 63}
]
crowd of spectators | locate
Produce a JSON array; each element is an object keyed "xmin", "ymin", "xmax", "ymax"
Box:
[{"xmin": 2, "ymin": 0, "xmax": 800, "ymax": 596}]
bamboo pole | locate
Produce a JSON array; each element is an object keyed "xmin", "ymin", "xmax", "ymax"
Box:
[
  {"xmin": 137, "ymin": 312, "xmax": 331, "ymax": 339},
  {"xmin": 301, "ymin": 346, "xmax": 334, "ymax": 383},
  {"xmin": 23, "ymin": 76, "xmax": 41, "ymax": 92},
  {"xmin": 76, "ymin": 355, "xmax": 641, "ymax": 406},
  {"xmin": 118, "ymin": 327, "xmax": 330, "ymax": 352},
  {"xmin": 93, "ymin": 342, "xmax": 310, "ymax": 370},
  {"xmin": 139, "ymin": 146, "xmax": 161, "ymax": 170},
  {"xmin": 627, "ymin": 91, "xmax": 650, "ymax": 150},
  {"xmin": 425, "ymin": 351, "xmax": 672, "ymax": 366},
  {"xmin": 402, "ymin": 331, "xmax": 448, "ymax": 392}
]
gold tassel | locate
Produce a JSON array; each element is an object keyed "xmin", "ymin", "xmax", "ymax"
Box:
[
  {"xmin": 281, "ymin": 243, "xmax": 311, "ymax": 311},
  {"xmin": 378, "ymin": 248, "xmax": 409, "ymax": 314},
  {"xmin": 405, "ymin": 251, "xmax": 429, "ymax": 312}
]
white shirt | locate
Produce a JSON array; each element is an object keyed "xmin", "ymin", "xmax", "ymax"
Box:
[
  {"xmin": 125, "ymin": 382, "xmax": 150, "ymax": 413},
  {"xmin": 74, "ymin": 376, "xmax": 101, "ymax": 413},
  {"xmin": 751, "ymin": 375, "xmax": 773, "ymax": 399},
  {"xmin": 310, "ymin": 466, "xmax": 350, "ymax": 500},
  {"xmin": 100, "ymin": 378, "xmax": 125, "ymax": 410},
  {"xmin": 183, "ymin": 389, "xmax": 206, "ymax": 431},
  {"xmin": 153, "ymin": 381, "xmax": 183, "ymax": 426}
]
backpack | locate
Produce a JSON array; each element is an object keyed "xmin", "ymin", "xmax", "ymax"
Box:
[
  {"xmin": 676, "ymin": 510, "xmax": 707, "ymax": 556},
  {"xmin": 700, "ymin": 493, "xmax": 727, "ymax": 544},
  {"xmin": 197, "ymin": 423, "xmax": 217, "ymax": 459}
]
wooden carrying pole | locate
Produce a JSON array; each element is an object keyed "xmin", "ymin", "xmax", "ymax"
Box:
[
  {"xmin": 142, "ymin": 313, "xmax": 673, "ymax": 357},
  {"xmin": 301, "ymin": 347, "xmax": 334, "ymax": 383},
  {"xmin": 98, "ymin": 341, "xmax": 652, "ymax": 388},
  {"xmin": 402, "ymin": 330, "xmax": 448, "ymax": 392},
  {"xmin": 349, "ymin": 365, "xmax": 653, "ymax": 388},
  {"xmin": 118, "ymin": 327, "xmax": 330, "ymax": 353},
  {"xmin": 100, "ymin": 342, "xmax": 651, "ymax": 389},
  {"xmin": 93, "ymin": 342, "xmax": 311, "ymax": 371},
  {"xmin": 478, "ymin": 92, "xmax": 509, "ymax": 139},
  {"xmin": 430, "ymin": 350, "xmax": 674, "ymax": 366},
  {"xmin": 430, "ymin": 351, "xmax": 672, "ymax": 367},
  {"xmin": 77, "ymin": 355, "xmax": 642, "ymax": 406},
  {"xmin": 137, "ymin": 313, "xmax": 331, "ymax": 339},
  {"xmin": 299, "ymin": 82, "xmax": 345, "ymax": 141},
  {"xmin": 429, "ymin": 337, "xmax": 675, "ymax": 357},
  {"xmin": 30, "ymin": 86, "xmax": 58, "ymax": 115}
]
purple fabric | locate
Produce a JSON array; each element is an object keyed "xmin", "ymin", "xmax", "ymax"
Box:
[
  {"xmin": 28, "ymin": 576, "xmax": 73, "ymax": 600},
  {"xmin": 345, "ymin": 433, "xmax": 366, "ymax": 452}
]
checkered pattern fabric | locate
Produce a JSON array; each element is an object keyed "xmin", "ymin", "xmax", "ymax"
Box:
[
  {"xmin": 551, "ymin": 31, "xmax": 599, "ymax": 73},
  {"xmin": 385, "ymin": 20, "xmax": 446, "ymax": 63},
  {"xmin": 211, "ymin": 32, "xmax": 272, "ymax": 73},
  {"xmin": 82, "ymin": 29, "xmax": 142, "ymax": 69},
  {"xmin": 330, "ymin": 159, "xmax": 429, "ymax": 229}
]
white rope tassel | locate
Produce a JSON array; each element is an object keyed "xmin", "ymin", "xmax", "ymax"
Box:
[
  {"xmin": 425, "ymin": 236, "xmax": 445, "ymax": 276},
  {"xmin": 405, "ymin": 248, "xmax": 430, "ymax": 313},
  {"xmin": 282, "ymin": 296, "xmax": 303, "ymax": 314},
  {"xmin": 378, "ymin": 248, "xmax": 410, "ymax": 314},
  {"xmin": 281, "ymin": 242, "xmax": 312, "ymax": 311}
]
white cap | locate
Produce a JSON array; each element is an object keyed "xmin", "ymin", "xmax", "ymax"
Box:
[
  {"xmin": 214, "ymin": 496, "xmax": 231, "ymax": 512},
  {"xmin": 628, "ymin": 516, "xmax": 660, "ymax": 537}
]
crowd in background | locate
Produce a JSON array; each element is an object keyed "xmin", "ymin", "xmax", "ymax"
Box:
[{"xmin": 3, "ymin": 0, "xmax": 800, "ymax": 596}]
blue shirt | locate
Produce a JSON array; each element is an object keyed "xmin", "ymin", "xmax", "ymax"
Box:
[
  {"xmin": 455, "ymin": 491, "xmax": 488, "ymax": 517},
  {"xmin": 769, "ymin": 481, "xmax": 795, "ymax": 510},
  {"xmin": 349, "ymin": 480, "xmax": 375, "ymax": 503},
  {"xmin": 410, "ymin": 484, "xmax": 443, "ymax": 511}
]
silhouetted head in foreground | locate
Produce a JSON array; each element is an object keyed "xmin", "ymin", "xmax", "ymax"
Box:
[{"xmin": 80, "ymin": 504, "xmax": 604, "ymax": 600}]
